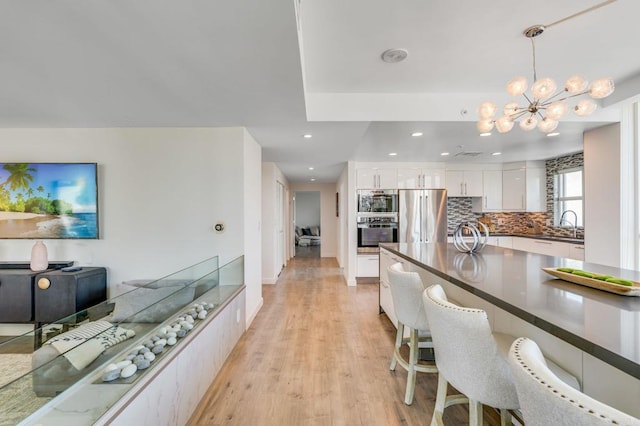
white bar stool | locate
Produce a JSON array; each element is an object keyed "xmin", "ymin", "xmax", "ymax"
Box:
[
  {"xmin": 422, "ymin": 284, "xmax": 519, "ymax": 426},
  {"xmin": 387, "ymin": 262, "xmax": 437, "ymax": 405},
  {"xmin": 509, "ymin": 337, "xmax": 640, "ymax": 426}
]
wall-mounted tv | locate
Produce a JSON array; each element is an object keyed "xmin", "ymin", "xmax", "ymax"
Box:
[{"xmin": 0, "ymin": 163, "xmax": 99, "ymax": 239}]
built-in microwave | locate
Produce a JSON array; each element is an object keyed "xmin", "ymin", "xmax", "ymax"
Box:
[
  {"xmin": 357, "ymin": 217, "xmax": 398, "ymax": 248},
  {"xmin": 357, "ymin": 189, "xmax": 398, "ymax": 214}
]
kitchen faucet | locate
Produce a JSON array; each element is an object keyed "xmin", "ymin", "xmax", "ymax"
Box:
[{"xmin": 559, "ymin": 209, "xmax": 578, "ymax": 238}]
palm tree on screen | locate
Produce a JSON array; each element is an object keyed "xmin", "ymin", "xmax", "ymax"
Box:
[{"xmin": 0, "ymin": 163, "xmax": 36, "ymax": 192}]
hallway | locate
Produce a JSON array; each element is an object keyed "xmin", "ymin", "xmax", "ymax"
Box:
[{"xmin": 188, "ymin": 254, "xmax": 491, "ymax": 425}]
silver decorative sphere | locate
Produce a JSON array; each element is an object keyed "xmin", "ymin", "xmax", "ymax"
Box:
[{"xmin": 452, "ymin": 221, "xmax": 489, "ymax": 253}]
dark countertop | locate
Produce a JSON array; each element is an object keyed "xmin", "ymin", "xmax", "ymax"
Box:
[
  {"xmin": 447, "ymin": 233, "xmax": 585, "ymax": 245},
  {"xmin": 380, "ymin": 242, "xmax": 640, "ymax": 379}
]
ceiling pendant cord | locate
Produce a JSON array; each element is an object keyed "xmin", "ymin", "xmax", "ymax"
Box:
[
  {"xmin": 530, "ymin": 37, "xmax": 537, "ymax": 83},
  {"xmin": 545, "ymin": 0, "xmax": 618, "ymax": 29}
]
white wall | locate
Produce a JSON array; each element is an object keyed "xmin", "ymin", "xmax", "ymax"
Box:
[
  {"xmin": 290, "ymin": 182, "xmax": 338, "ymax": 259},
  {"xmin": 0, "ymin": 127, "xmax": 262, "ymax": 324},
  {"xmin": 242, "ymin": 129, "xmax": 263, "ymax": 324},
  {"xmin": 584, "ymin": 123, "xmax": 621, "ymax": 267},
  {"xmin": 294, "ymin": 191, "xmax": 320, "ymax": 227},
  {"xmin": 343, "ymin": 162, "xmax": 358, "ymax": 286}
]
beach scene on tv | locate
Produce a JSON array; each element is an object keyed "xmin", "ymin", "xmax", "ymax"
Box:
[{"xmin": 0, "ymin": 163, "xmax": 98, "ymax": 239}]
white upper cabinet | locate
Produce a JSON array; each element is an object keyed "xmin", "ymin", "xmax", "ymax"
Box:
[
  {"xmin": 472, "ymin": 169, "xmax": 503, "ymax": 212},
  {"xmin": 356, "ymin": 168, "xmax": 398, "ymax": 189},
  {"xmin": 397, "ymin": 167, "xmax": 445, "ymax": 189},
  {"xmin": 445, "ymin": 170, "xmax": 483, "ymax": 197},
  {"xmin": 502, "ymin": 162, "xmax": 545, "ymax": 212},
  {"xmin": 502, "ymin": 169, "xmax": 526, "ymax": 210}
]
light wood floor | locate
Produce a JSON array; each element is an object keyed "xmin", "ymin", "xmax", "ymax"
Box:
[{"xmin": 188, "ymin": 249, "xmax": 500, "ymax": 425}]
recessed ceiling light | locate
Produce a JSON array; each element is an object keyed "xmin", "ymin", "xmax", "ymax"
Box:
[
  {"xmin": 547, "ymin": 132, "xmax": 560, "ymax": 137},
  {"xmin": 441, "ymin": 152, "xmax": 450, "ymax": 156},
  {"xmin": 381, "ymin": 48, "xmax": 408, "ymax": 63},
  {"xmin": 411, "ymin": 132, "xmax": 423, "ymax": 137},
  {"xmin": 480, "ymin": 132, "xmax": 492, "ymax": 137},
  {"xmin": 492, "ymin": 152, "xmax": 502, "ymax": 156},
  {"xmin": 310, "ymin": 178, "xmax": 316, "ymax": 182},
  {"xmin": 308, "ymin": 167, "xmax": 314, "ymax": 170},
  {"xmin": 303, "ymin": 134, "xmax": 312, "ymax": 139},
  {"xmin": 389, "ymin": 152, "xmax": 397, "ymax": 156}
]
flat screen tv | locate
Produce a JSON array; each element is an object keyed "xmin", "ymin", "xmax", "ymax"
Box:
[{"xmin": 0, "ymin": 163, "xmax": 99, "ymax": 239}]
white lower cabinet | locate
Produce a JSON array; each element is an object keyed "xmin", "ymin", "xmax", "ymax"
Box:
[
  {"xmin": 582, "ymin": 353, "xmax": 640, "ymax": 418},
  {"xmin": 379, "ymin": 249, "xmax": 404, "ymax": 332},
  {"xmin": 497, "ymin": 236, "xmax": 513, "ymax": 248},
  {"xmin": 512, "ymin": 237, "xmax": 584, "ymax": 260},
  {"xmin": 569, "ymin": 244, "xmax": 585, "ymax": 260},
  {"xmin": 357, "ymin": 254, "xmax": 379, "ymax": 277}
]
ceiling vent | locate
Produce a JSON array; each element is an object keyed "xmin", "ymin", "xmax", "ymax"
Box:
[
  {"xmin": 454, "ymin": 145, "xmax": 483, "ymax": 157},
  {"xmin": 381, "ymin": 48, "xmax": 408, "ymax": 63},
  {"xmin": 454, "ymin": 151, "xmax": 483, "ymax": 157}
]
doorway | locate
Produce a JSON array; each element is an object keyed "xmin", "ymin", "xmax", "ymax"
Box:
[
  {"xmin": 276, "ymin": 181, "xmax": 286, "ymax": 274},
  {"xmin": 294, "ymin": 191, "xmax": 321, "ymax": 258}
]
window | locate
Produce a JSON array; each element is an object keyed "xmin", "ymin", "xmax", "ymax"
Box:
[{"xmin": 554, "ymin": 167, "xmax": 583, "ymax": 227}]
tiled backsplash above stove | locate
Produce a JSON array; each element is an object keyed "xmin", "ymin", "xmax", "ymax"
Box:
[{"xmin": 447, "ymin": 198, "xmax": 584, "ymax": 239}]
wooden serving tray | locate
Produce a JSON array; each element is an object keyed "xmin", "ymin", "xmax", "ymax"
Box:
[{"xmin": 542, "ymin": 268, "xmax": 640, "ymax": 297}]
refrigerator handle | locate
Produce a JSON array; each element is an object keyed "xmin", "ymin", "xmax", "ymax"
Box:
[
  {"xmin": 423, "ymin": 192, "xmax": 429, "ymax": 243},
  {"xmin": 419, "ymin": 195, "xmax": 423, "ymax": 242}
]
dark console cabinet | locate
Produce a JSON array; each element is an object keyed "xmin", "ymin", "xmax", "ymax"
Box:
[
  {"xmin": 0, "ymin": 266, "xmax": 107, "ymax": 326},
  {"xmin": 0, "ymin": 270, "xmax": 39, "ymax": 322},
  {"xmin": 34, "ymin": 267, "xmax": 107, "ymax": 324}
]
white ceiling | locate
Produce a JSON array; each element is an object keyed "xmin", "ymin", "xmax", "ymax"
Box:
[{"xmin": 1, "ymin": 1, "xmax": 639, "ymax": 183}]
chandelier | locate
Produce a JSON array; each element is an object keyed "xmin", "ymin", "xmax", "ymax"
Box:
[{"xmin": 477, "ymin": 25, "xmax": 615, "ymax": 134}]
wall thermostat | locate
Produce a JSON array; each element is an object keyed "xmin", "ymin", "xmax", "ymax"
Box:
[{"xmin": 214, "ymin": 222, "xmax": 225, "ymax": 233}]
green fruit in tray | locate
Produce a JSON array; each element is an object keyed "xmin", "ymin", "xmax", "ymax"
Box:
[
  {"xmin": 572, "ymin": 270, "xmax": 596, "ymax": 278},
  {"xmin": 604, "ymin": 277, "xmax": 634, "ymax": 287},
  {"xmin": 552, "ymin": 267, "xmax": 636, "ymax": 287},
  {"xmin": 593, "ymin": 274, "xmax": 613, "ymax": 281}
]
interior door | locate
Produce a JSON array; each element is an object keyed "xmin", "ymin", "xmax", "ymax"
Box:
[{"xmin": 276, "ymin": 181, "xmax": 285, "ymax": 274}]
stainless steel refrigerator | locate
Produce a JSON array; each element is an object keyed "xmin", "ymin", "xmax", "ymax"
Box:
[{"xmin": 398, "ymin": 189, "xmax": 448, "ymax": 243}]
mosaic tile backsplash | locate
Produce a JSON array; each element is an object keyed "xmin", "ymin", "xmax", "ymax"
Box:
[{"xmin": 447, "ymin": 151, "xmax": 584, "ymax": 239}]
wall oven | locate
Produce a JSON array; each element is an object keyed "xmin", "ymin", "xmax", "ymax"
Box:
[
  {"xmin": 357, "ymin": 216, "xmax": 398, "ymax": 248},
  {"xmin": 357, "ymin": 189, "xmax": 398, "ymax": 214}
]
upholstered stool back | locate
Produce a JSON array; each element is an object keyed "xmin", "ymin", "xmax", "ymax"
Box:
[
  {"xmin": 388, "ymin": 262, "xmax": 429, "ymax": 331},
  {"xmin": 509, "ymin": 337, "xmax": 640, "ymax": 426}
]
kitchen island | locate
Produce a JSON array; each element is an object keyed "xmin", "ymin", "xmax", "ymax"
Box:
[{"xmin": 380, "ymin": 242, "xmax": 640, "ymax": 418}]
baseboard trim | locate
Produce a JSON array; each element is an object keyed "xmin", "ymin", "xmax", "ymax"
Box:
[
  {"xmin": 262, "ymin": 277, "xmax": 277, "ymax": 284},
  {"xmin": 246, "ymin": 297, "xmax": 263, "ymax": 328}
]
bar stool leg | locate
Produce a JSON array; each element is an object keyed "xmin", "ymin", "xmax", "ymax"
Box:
[
  {"xmin": 390, "ymin": 322, "xmax": 404, "ymax": 371},
  {"xmin": 469, "ymin": 400, "xmax": 483, "ymax": 426},
  {"xmin": 431, "ymin": 373, "xmax": 448, "ymax": 426},
  {"xmin": 499, "ymin": 409, "xmax": 512, "ymax": 426},
  {"xmin": 404, "ymin": 328, "xmax": 419, "ymax": 404}
]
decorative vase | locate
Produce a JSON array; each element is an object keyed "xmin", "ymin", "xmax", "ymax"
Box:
[{"xmin": 30, "ymin": 240, "xmax": 48, "ymax": 271}]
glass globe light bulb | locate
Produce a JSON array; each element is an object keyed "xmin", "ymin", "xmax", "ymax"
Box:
[
  {"xmin": 590, "ymin": 78, "xmax": 615, "ymax": 99},
  {"xmin": 546, "ymin": 101, "xmax": 569, "ymax": 120},
  {"xmin": 538, "ymin": 117, "xmax": 559, "ymax": 133},
  {"xmin": 532, "ymin": 78, "xmax": 557, "ymax": 100},
  {"xmin": 503, "ymin": 102, "xmax": 519, "ymax": 116},
  {"xmin": 574, "ymin": 99, "xmax": 597, "ymax": 116},
  {"xmin": 495, "ymin": 116, "xmax": 514, "ymax": 133},
  {"xmin": 565, "ymin": 75, "xmax": 588, "ymax": 94},
  {"xmin": 519, "ymin": 115, "xmax": 538, "ymax": 131},
  {"xmin": 477, "ymin": 120, "xmax": 495, "ymax": 133},
  {"xmin": 506, "ymin": 76, "xmax": 528, "ymax": 96},
  {"xmin": 478, "ymin": 101, "xmax": 498, "ymax": 119}
]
